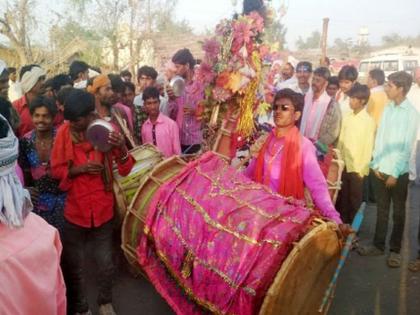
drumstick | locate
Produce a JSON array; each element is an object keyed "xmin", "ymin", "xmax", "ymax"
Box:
[{"xmin": 318, "ymin": 202, "xmax": 366, "ymax": 313}]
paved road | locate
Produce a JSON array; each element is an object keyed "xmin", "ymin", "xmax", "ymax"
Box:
[{"xmin": 85, "ymin": 184, "xmax": 420, "ymax": 315}]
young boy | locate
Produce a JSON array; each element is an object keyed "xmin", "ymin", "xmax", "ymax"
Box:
[
  {"xmin": 366, "ymin": 68, "xmax": 388, "ymax": 127},
  {"xmin": 337, "ymin": 83, "xmax": 376, "ymax": 223},
  {"xmin": 336, "ymin": 65, "xmax": 358, "ymax": 116},
  {"xmin": 51, "ymin": 89, "xmax": 134, "ymax": 315},
  {"xmin": 326, "ymin": 76, "xmax": 339, "ymax": 99},
  {"xmin": 141, "ymin": 86, "xmax": 181, "ymax": 157},
  {"xmin": 358, "ymin": 71, "xmax": 419, "ymax": 268}
]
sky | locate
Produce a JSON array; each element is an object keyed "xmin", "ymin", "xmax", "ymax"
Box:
[
  {"xmin": 3, "ymin": 0, "xmax": 419, "ymax": 51},
  {"xmin": 174, "ymin": 0, "xmax": 420, "ymax": 49}
]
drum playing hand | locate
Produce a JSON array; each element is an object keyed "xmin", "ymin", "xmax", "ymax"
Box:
[
  {"xmin": 69, "ymin": 162, "xmax": 104, "ymax": 177},
  {"xmin": 108, "ymin": 131, "xmax": 125, "ymax": 148},
  {"xmin": 85, "ymin": 162, "xmax": 104, "ymax": 175}
]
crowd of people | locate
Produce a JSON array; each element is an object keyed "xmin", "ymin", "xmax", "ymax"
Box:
[{"xmin": 0, "ymin": 44, "xmax": 420, "ymax": 314}]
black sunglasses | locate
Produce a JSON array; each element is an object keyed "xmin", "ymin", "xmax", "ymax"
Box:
[{"xmin": 272, "ymin": 104, "xmax": 293, "ymax": 111}]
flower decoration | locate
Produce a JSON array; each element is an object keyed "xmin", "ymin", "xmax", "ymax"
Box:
[{"xmin": 196, "ymin": 11, "xmax": 267, "ymax": 138}]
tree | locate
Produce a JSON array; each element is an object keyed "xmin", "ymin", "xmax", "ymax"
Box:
[
  {"xmin": 49, "ymin": 19, "xmax": 103, "ymax": 68},
  {"xmin": 264, "ymin": 18, "xmax": 287, "ymax": 50},
  {"xmin": 332, "ymin": 37, "xmax": 353, "ymax": 58},
  {"xmin": 0, "ymin": 0, "xmax": 36, "ymax": 65},
  {"xmin": 296, "ymin": 31, "xmax": 321, "ymax": 50}
]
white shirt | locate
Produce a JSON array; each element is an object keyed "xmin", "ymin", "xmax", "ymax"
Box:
[
  {"xmin": 8, "ymin": 80, "xmax": 22, "ymax": 102},
  {"xmin": 337, "ymin": 91, "xmax": 352, "ymax": 117},
  {"xmin": 275, "ymin": 76, "xmax": 298, "ymax": 92}
]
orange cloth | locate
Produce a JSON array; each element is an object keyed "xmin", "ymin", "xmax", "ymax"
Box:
[
  {"xmin": 87, "ymin": 74, "xmax": 110, "ymax": 94},
  {"xmin": 255, "ymin": 126, "xmax": 304, "ymax": 199}
]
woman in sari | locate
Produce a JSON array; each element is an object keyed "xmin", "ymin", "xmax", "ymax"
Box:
[{"xmin": 245, "ymin": 88, "xmax": 352, "ymax": 234}]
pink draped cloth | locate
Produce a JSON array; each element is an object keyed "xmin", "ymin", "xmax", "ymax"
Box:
[
  {"xmin": 137, "ymin": 152, "xmax": 316, "ymax": 315},
  {"xmin": 0, "ymin": 213, "xmax": 66, "ymax": 315}
]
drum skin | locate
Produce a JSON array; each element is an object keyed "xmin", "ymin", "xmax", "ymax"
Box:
[
  {"xmin": 259, "ymin": 219, "xmax": 341, "ymax": 315},
  {"xmin": 86, "ymin": 119, "xmax": 114, "ymax": 152},
  {"xmin": 113, "ymin": 145, "xmax": 163, "ymax": 221}
]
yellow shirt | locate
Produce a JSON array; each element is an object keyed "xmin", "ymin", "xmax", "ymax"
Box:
[
  {"xmin": 367, "ymin": 87, "xmax": 388, "ymax": 127},
  {"xmin": 338, "ymin": 108, "xmax": 376, "ymax": 177}
]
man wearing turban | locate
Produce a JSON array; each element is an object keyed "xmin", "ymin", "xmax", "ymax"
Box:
[{"xmin": 12, "ymin": 64, "xmax": 46, "ymax": 137}]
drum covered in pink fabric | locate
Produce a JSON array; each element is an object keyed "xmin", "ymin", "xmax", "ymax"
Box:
[{"xmin": 137, "ymin": 152, "xmax": 316, "ymax": 315}]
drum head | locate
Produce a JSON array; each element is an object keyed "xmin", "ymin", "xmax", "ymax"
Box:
[
  {"xmin": 86, "ymin": 119, "xmax": 114, "ymax": 152},
  {"xmin": 259, "ymin": 220, "xmax": 341, "ymax": 315}
]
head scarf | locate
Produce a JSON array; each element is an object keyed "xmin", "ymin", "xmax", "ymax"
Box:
[
  {"xmin": 0, "ymin": 59, "xmax": 7, "ymax": 76},
  {"xmin": 87, "ymin": 74, "xmax": 110, "ymax": 94},
  {"xmin": 0, "ymin": 114, "xmax": 32, "ymax": 228},
  {"xmin": 21, "ymin": 66, "xmax": 46, "ymax": 94}
]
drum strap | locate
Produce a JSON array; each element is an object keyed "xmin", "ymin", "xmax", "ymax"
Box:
[{"xmin": 113, "ymin": 109, "xmax": 136, "ymax": 149}]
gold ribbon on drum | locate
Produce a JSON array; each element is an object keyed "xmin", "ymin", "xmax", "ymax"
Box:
[{"xmin": 181, "ymin": 250, "xmax": 195, "ymax": 279}]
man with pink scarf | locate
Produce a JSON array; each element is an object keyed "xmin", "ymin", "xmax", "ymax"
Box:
[{"xmin": 299, "ymin": 67, "xmax": 342, "ymax": 175}]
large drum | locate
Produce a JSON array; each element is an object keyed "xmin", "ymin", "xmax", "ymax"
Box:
[
  {"xmin": 121, "ymin": 156, "xmax": 187, "ymax": 273},
  {"xmin": 123, "ymin": 152, "xmax": 342, "ymax": 314},
  {"xmin": 113, "ymin": 145, "xmax": 163, "ymax": 220}
]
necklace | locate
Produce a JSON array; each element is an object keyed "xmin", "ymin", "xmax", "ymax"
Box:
[{"xmin": 35, "ymin": 133, "xmax": 53, "ymax": 163}]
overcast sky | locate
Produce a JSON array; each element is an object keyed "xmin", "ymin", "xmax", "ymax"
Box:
[
  {"xmin": 7, "ymin": 0, "xmax": 420, "ymax": 51},
  {"xmin": 174, "ymin": 0, "xmax": 420, "ymax": 49}
]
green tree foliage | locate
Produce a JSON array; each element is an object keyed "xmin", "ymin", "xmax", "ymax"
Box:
[{"xmin": 296, "ymin": 31, "xmax": 321, "ymax": 50}]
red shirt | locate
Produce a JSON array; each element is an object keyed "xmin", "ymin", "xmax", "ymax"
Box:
[
  {"xmin": 53, "ymin": 111, "xmax": 65, "ymax": 127},
  {"xmin": 52, "ymin": 142, "xmax": 134, "ymax": 228},
  {"xmin": 13, "ymin": 95, "xmax": 34, "ymax": 138}
]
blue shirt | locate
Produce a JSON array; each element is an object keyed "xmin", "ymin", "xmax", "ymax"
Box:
[{"xmin": 371, "ymin": 98, "xmax": 419, "ymax": 178}]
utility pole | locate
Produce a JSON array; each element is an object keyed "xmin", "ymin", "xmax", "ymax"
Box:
[{"xmin": 321, "ymin": 17, "xmax": 329, "ymax": 66}]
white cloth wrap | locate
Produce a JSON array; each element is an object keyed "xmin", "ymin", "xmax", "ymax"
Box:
[
  {"xmin": 0, "ymin": 115, "xmax": 32, "ymax": 228},
  {"xmin": 20, "ymin": 66, "xmax": 46, "ymax": 94}
]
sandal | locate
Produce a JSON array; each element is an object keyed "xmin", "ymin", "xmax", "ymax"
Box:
[
  {"xmin": 387, "ymin": 252, "xmax": 401, "ymax": 268},
  {"xmin": 357, "ymin": 245, "xmax": 384, "ymax": 256},
  {"xmin": 408, "ymin": 259, "xmax": 420, "ymax": 272}
]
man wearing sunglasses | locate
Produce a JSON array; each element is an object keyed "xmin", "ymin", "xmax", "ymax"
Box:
[{"xmin": 244, "ymin": 88, "xmax": 351, "ymax": 237}]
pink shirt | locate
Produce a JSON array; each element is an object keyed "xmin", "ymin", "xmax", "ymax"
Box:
[
  {"xmin": 141, "ymin": 113, "xmax": 181, "ymax": 158},
  {"xmin": 0, "ymin": 213, "xmax": 66, "ymax": 315},
  {"xmin": 168, "ymin": 80, "xmax": 204, "ymax": 145},
  {"xmin": 244, "ymin": 136, "xmax": 342, "ymax": 224}
]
